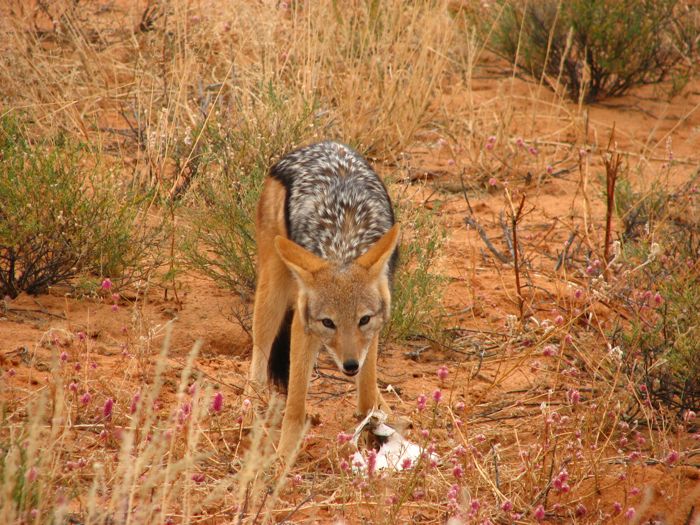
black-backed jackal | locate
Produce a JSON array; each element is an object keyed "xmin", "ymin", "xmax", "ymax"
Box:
[{"xmin": 249, "ymin": 141, "xmax": 399, "ymax": 462}]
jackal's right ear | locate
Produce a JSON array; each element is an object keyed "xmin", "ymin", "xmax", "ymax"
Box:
[{"xmin": 274, "ymin": 236, "xmax": 327, "ymax": 287}]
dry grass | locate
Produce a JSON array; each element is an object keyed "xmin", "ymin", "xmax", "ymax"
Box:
[{"xmin": 1, "ymin": 1, "xmax": 699, "ymax": 524}]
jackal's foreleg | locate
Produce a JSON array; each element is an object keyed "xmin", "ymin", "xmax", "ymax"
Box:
[
  {"xmin": 356, "ymin": 334, "xmax": 390, "ymax": 415},
  {"xmin": 277, "ymin": 312, "xmax": 319, "ymax": 461}
]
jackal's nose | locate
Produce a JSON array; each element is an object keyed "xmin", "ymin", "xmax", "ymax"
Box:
[{"xmin": 342, "ymin": 359, "xmax": 359, "ymax": 376}]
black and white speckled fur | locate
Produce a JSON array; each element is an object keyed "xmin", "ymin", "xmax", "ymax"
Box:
[{"xmin": 270, "ymin": 141, "xmax": 396, "ymax": 268}]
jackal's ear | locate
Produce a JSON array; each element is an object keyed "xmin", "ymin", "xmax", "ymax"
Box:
[
  {"xmin": 355, "ymin": 224, "xmax": 400, "ymax": 278},
  {"xmin": 274, "ymin": 236, "xmax": 327, "ymax": 286}
]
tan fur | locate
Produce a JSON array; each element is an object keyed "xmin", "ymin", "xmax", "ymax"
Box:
[{"xmin": 249, "ymin": 178, "xmax": 399, "ymax": 463}]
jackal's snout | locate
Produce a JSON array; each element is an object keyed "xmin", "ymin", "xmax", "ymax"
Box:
[{"xmin": 342, "ymin": 358, "xmax": 360, "ymax": 376}]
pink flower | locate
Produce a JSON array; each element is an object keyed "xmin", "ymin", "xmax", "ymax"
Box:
[
  {"xmin": 401, "ymin": 457, "xmax": 413, "ymax": 469},
  {"xmin": 367, "ymin": 449, "xmax": 377, "ymax": 476},
  {"xmin": 654, "ymin": 292, "xmax": 664, "ymax": 306},
  {"xmin": 416, "ymin": 394, "xmax": 427, "ymax": 411},
  {"xmin": 612, "ymin": 501, "xmax": 622, "ymax": 514},
  {"xmin": 242, "ymin": 398, "xmax": 252, "ymax": 411},
  {"xmin": 665, "ymin": 450, "xmax": 680, "ymax": 465},
  {"xmin": 624, "ymin": 507, "xmax": 636, "ymax": 520},
  {"xmin": 516, "ymin": 137, "xmax": 525, "ymax": 148},
  {"xmin": 542, "ymin": 345, "xmax": 558, "ymax": 357},
  {"xmin": 339, "ymin": 459, "xmax": 350, "ymax": 472},
  {"xmin": 533, "ymin": 504, "xmax": 545, "ymax": 521},
  {"xmin": 101, "ymin": 278, "xmax": 112, "ymax": 290},
  {"xmin": 452, "ymin": 464, "xmax": 464, "ymax": 479},
  {"xmin": 437, "ymin": 365, "xmax": 449, "ymax": 381},
  {"xmin": 77, "ymin": 331, "xmax": 86, "ymax": 341},
  {"xmin": 130, "ymin": 391, "xmax": 140, "ymax": 414},
  {"xmin": 447, "ymin": 484, "xmax": 459, "ymax": 500},
  {"xmin": 432, "ymin": 389, "xmax": 442, "ymax": 403},
  {"xmin": 69, "ymin": 382, "xmax": 78, "ymax": 393},
  {"xmin": 103, "ymin": 398, "xmax": 114, "ymax": 419},
  {"xmin": 575, "ymin": 503, "xmax": 587, "ymax": 517},
  {"xmin": 630, "ymin": 486, "xmax": 641, "ymax": 496},
  {"xmin": 337, "ymin": 431, "xmax": 353, "ymax": 444},
  {"xmin": 488, "ymin": 177, "xmax": 498, "ymax": 186},
  {"xmin": 80, "ymin": 392, "xmax": 91, "ymax": 405},
  {"xmin": 568, "ymin": 389, "xmax": 581, "ymax": 405},
  {"xmin": 546, "ymin": 164, "xmax": 554, "ymax": 174},
  {"xmin": 191, "ymin": 473, "xmax": 206, "ymax": 483},
  {"xmin": 528, "ymin": 146, "xmax": 538, "ymax": 156},
  {"xmin": 502, "ymin": 501, "xmax": 513, "ymax": 512},
  {"xmin": 211, "ymin": 392, "xmax": 223, "ymax": 413},
  {"xmin": 60, "ymin": 351, "xmax": 68, "ymax": 362},
  {"xmin": 25, "ymin": 466, "xmax": 38, "ymax": 482}
]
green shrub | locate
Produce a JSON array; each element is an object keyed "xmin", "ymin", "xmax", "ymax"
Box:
[
  {"xmin": 489, "ymin": 0, "xmax": 684, "ymax": 102},
  {"xmin": 386, "ymin": 200, "xmax": 447, "ymax": 342},
  {"xmin": 182, "ymin": 85, "xmax": 320, "ymax": 301},
  {"xmin": 614, "ymin": 173, "xmax": 700, "ymax": 415},
  {"xmin": 0, "ymin": 117, "xmax": 159, "ymax": 298},
  {"xmin": 613, "ymin": 176, "xmax": 671, "ymax": 241}
]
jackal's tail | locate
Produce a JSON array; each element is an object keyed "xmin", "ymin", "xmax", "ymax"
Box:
[{"xmin": 268, "ymin": 308, "xmax": 293, "ymax": 392}]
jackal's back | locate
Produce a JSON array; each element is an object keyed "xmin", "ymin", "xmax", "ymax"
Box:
[{"xmin": 269, "ymin": 141, "xmax": 394, "ymax": 265}]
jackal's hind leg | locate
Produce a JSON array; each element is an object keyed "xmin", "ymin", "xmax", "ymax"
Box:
[
  {"xmin": 248, "ymin": 265, "xmax": 290, "ymax": 395},
  {"xmin": 356, "ymin": 334, "xmax": 390, "ymax": 416}
]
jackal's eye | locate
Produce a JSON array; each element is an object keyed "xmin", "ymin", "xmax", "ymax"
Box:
[
  {"xmin": 358, "ymin": 315, "xmax": 371, "ymax": 326},
  {"xmin": 321, "ymin": 318, "xmax": 336, "ymax": 329}
]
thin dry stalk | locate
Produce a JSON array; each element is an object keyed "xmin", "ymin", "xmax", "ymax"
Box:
[
  {"xmin": 506, "ymin": 191, "xmax": 528, "ymax": 321},
  {"xmin": 603, "ymin": 125, "xmax": 622, "ymax": 280}
]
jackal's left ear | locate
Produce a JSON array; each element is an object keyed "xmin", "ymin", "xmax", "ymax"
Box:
[
  {"xmin": 274, "ymin": 236, "xmax": 327, "ymax": 287},
  {"xmin": 355, "ymin": 224, "xmax": 400, "ymax": 278}
]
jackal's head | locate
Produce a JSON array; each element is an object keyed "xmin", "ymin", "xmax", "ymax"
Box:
[{"xmin": 274, "ymin": 225, "xmax": 400, "ymax": 377}]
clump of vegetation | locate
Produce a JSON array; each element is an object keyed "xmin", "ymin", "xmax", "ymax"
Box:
[
  {"xmin": 387, "ymin": 199, "xmax": 447, "ymax": 342},
  {"xmin": 487, "ymin": 0, "xmax": 689, "ymax": 102},
  {"xmin": 181, "ymin": 86, "xmax": 321, "ymax": 301},
  {"xmin": 613, "ymin": 173, "xmax": 700, "ymax": 415},
  {"xmin": 0, "ymin": 117, "xmax": 159, "ymax": 298}
]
